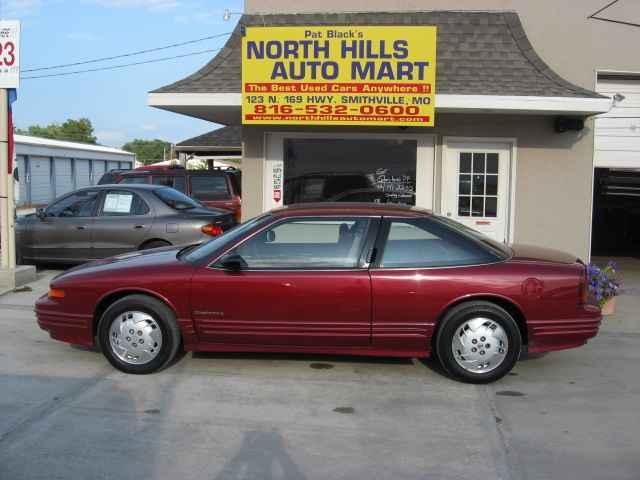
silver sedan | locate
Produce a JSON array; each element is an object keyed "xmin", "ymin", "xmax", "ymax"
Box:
[{"xmin": 16, "ymin": 184, "xmax": 236, "ymax": 264}]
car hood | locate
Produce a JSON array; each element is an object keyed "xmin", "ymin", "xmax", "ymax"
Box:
[
  {"xmin": 509, "ymin": 244, "xmax": 579, "ymax": 264},
  {"xmin": 54, "ymin": 245, "xmax": 188, "ymax": 281}
]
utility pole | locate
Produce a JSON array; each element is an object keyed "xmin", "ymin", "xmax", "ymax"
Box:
[{"xmin": 0, "ymin": 90, "xmax": 14, "ymax": 273}]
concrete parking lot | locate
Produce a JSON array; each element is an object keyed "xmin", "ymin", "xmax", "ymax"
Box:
[{"xmin": 1, "ymin": 266, "xmax": 639, "ymax": 480}]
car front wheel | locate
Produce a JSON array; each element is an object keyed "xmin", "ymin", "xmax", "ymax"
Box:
[
  {"xmin": 97, "ymin": 294, "xmax": 181, "ymax": 374},
  {"xmin": 436, "ymin": 301, "xmax": 522, "ymax": 383}
]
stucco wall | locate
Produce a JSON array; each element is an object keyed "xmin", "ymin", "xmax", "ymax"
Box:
[
  {"xmin": 243, "ymin": 114, "xmax": 594, "ymax": 260},
  {"xmin": 241, "ymin": 129, "xmax": 266, "ymax": 221}
]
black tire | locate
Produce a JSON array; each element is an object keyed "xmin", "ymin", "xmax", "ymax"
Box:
[
  {"xmin": 140, "ymin": 240, "xmax": 171, "ymax": 250},
  {"xmin": 435, "ymin": 301, "xmax": 522, "ymax": 384},
  {"xmin": 97, "ymin": 294, "xmax": 181, "ymax": 374}
]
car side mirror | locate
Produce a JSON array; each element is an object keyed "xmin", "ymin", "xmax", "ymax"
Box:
[
  {"xmin": 36, "ymin": 208, "xmax": 46, "ymax": 220},
  {"xmin": 266, "ymin": 230, "xmax": 276, "ymax": 243},
  {"xmin": 218, "ymin": 253, "xmax": 247, "ymax": 272}
]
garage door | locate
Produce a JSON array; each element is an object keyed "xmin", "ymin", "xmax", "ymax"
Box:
[
  {"xmin": 75, "ymin": 159, "xmax": 91, "ymax": 188},
  {"xmin": 107, "ymin": 161, "xmax": 119, "ymax": 172},
  {"xmin": 16, "ymin": 155, "xmax": 28, "ymax": 206},
  {"xmin": 92, "ymin": 160, "xmax": 106, "ymax": 184},
  {"xmin": 29, "ymin": 156, "xmax": 52, "ymax": 205},
  {"xmin": 55, "ymin": 158, "xmax": 74, "ymax": 197},
  {"xmin": 119, "ymin": 160, "xmax": 132, "ymax": 170},
  {"xmin": 595, "ymin": 75, "xmax": 640, "ymax": 168}
]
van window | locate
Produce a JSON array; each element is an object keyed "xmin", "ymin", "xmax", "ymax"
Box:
[
  {"xmin": 120, "ymin": 176, "xmax": 148, "ymax": 185},
  {"xmin": 152, "ymin": 175, "xmax": 186, "ymax": 193},
  {"xmin": 190, "ymin": 176, "xmax": 230, "ymax": 201}
]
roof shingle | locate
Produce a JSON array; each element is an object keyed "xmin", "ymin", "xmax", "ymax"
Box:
[
  {"xmin": 176, "ymin": 125, "xmax": 241, "ymax": 148},
  {"xmin": 152, "ymin": 11, "xmax": 602, "ymax": 99}
]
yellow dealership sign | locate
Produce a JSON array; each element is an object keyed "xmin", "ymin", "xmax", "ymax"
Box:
[{"xmin": 241, "ymin": 26, "xmax": 437, "ymax": 126}]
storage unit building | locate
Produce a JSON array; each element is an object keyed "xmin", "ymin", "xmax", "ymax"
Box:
[{"xmin": 14, "ymin": 135, "xmax": 135, "ymax": 207}]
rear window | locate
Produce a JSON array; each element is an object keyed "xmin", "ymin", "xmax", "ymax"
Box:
[
  {"xmin": 98, "ymin": 173, "xmax": 117, "ymax": 185},
  {"xmin": 380, "ymin": 218, "xmax": 505, "ymax": 268},
  {"xmin": 152, "ymin": 175, "xmax": 186, "ymax": 193},
  {"xmin": 154, "ymin": 187, "xmax": 201, "ymax": 210},
  {"xmin": 119, "ymin": 175, "xmax": 149, "ymax": 185},
  {"xmin": 190, "ymin": 175, "xmax": 230, "ymax": 201}
]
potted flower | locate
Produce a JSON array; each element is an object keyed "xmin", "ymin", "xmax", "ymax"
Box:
[{"xmin": 587, "ymin": 262, "xmax": 621, "ymax": 315}]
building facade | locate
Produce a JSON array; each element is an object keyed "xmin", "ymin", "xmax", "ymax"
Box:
[{"xmin": 149, "ymin": 1, "xmax": 640, "ymax": 260}]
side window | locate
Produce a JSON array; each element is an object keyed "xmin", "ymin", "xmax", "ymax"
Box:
[
  {"xmin": 46, "ymin": 190, "xmax": 99, "ymax": 218},
  {"xmin": 101, "ymin": 191, "xmax": 149, "ymax": 216},
  {"xmin": 173, "ymin": 176, "xmax": 186, "ymax": 193},
  {"xmin": 190, "ymin": 176, "xmax": 230, "ymax": 201},
  {"xmin": 228, "ymin": 218, "xmax": 371, "ymax": 269},
  {"xmin": 119, "ymin": 176, "xmax": 148, "ymax": 185},
  {"xmin": 380, "ymin": 219, "xmax": 497, "ymax": 268},
  {"xmin": 151, "ymin": 176, "xmax": 173, "ymax": 187}
]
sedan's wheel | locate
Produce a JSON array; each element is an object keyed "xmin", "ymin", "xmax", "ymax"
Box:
[
  {"xmin": 436, "ymin": 301, "xmax": 521, "ymax": 383},
  {"xmin": 109, "ymin": 311, "xmax": 163, "ymax": 365},
  {"xmin": 451, "ymin": 317, "xmax": 508, "ymax": 374},
  {"xmin": 98, "ymin": 294, "xmax": 181, "ymax": 374}
]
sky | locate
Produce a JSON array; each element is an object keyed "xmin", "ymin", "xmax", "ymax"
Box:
[{"xmin": 2, "ymin": 0, "xmax": 243, "ymax": 147}]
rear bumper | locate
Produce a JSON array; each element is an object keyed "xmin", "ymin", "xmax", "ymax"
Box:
[
  {"xmin": 35, "ymin": 295, "xmax": 94, "ymax": 347},
  {"xmin": 527, "ymin": 305, "xmax": 602, "ymax": 353}
]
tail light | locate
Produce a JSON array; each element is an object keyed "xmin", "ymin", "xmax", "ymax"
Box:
[{"xmin": 201, "ymin": 224, "xmax": 224, "ymax": 236}]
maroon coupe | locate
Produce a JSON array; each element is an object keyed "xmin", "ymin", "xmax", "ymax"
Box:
[{"xmin": 35, "ymin": 203, "xmax": 601, "ymax": 383}]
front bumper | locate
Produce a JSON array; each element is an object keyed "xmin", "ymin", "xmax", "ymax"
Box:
[{"xmin": 35, "ymin": 294, "xmax": 94, "ymax": 347}]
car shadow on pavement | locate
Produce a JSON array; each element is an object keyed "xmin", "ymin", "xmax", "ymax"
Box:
[{"xmin": 190, "ymin": 351, "xmax": 412, "ymax": 366}]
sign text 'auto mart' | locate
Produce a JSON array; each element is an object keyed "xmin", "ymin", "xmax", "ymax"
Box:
[{"xmin": 241, "ymin": 26, "xmax": 437, "ymax": 126}]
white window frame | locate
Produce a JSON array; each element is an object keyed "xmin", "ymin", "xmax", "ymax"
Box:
[{"xmin": 441, "ymin": 136, "xmax": 518, "ymax": 244}]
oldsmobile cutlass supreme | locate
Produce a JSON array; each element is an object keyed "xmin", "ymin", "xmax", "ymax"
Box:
[{"xmin": 36, "ymin": 203, "xmax": 601, "ymax": 383}]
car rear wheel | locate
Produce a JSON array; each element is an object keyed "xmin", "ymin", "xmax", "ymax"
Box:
[
  {"xmin": 97, "ymin": 294, "xmax": 181, "ymax": 374},
  {"xmin": 436, "ymin": 301, "xmax": 522, "ymax": 383}
]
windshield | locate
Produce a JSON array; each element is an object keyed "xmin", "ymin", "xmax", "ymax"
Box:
[
  {"xmin": 433, "ymin": 216, "xmax": 511, "ymax": 258},
  {"xmin": 154, "ymin": 187, "xmax": 201, "ymax": 210},
  {"xmin": 181, "ymin": 214, "xmax": 272, "ymax": 264}
]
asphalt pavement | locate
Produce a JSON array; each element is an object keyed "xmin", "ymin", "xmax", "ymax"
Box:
[{"xmin": 1, "ymin": 267, "xmax": 639, "ymax": 480}]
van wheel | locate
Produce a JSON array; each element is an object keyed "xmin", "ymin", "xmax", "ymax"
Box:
[
  {"xmin": 97, "ymin": 294, "xmax": 181, "ymax": 374},
  {"xmin": 436, "ymin": 301, "xmax": 521, "ymax": 383}
]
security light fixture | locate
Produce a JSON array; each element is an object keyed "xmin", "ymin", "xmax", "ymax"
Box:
[
  {"xmin": 223, "ymin": 8, "xmax": 242, "ymax": 21},
  {"xmin": 554, "ymin": 117, "xmax": 585, "ymax": 133}
]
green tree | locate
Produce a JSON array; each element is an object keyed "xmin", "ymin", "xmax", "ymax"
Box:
[
  {"xmin": 17, "ymin": 118, "xmax": 97, "ymax": 144},
  {"xmin": 122, "ymin": 139, "xmax": 172, "ymax": 165}
]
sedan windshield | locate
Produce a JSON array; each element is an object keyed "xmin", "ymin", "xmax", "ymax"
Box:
[
  {"xmin": 154, "ymin": 187, "xmax": 201, "ymax": 210},
  {"xmin": 181, "ymin": 214, "xmax": 272, "ymax": 263}
]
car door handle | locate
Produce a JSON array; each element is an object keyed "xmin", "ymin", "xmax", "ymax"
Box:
[
  {"xmin": 76, "ymin": 225, "xmax": 87, "ymax": 230},
  {"xmin": 134, "ymin": 225, "xmax": 145, "ymax": 229}
]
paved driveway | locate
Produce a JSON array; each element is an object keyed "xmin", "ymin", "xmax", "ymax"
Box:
[{"xmin": 1, "ymin": 269, "xmax": 639, "ymax": 480}]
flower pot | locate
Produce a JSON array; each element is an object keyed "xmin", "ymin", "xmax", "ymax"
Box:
[{"xmin": 601, "ymin": 297, "xmax": 617, "ymax": 316}]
